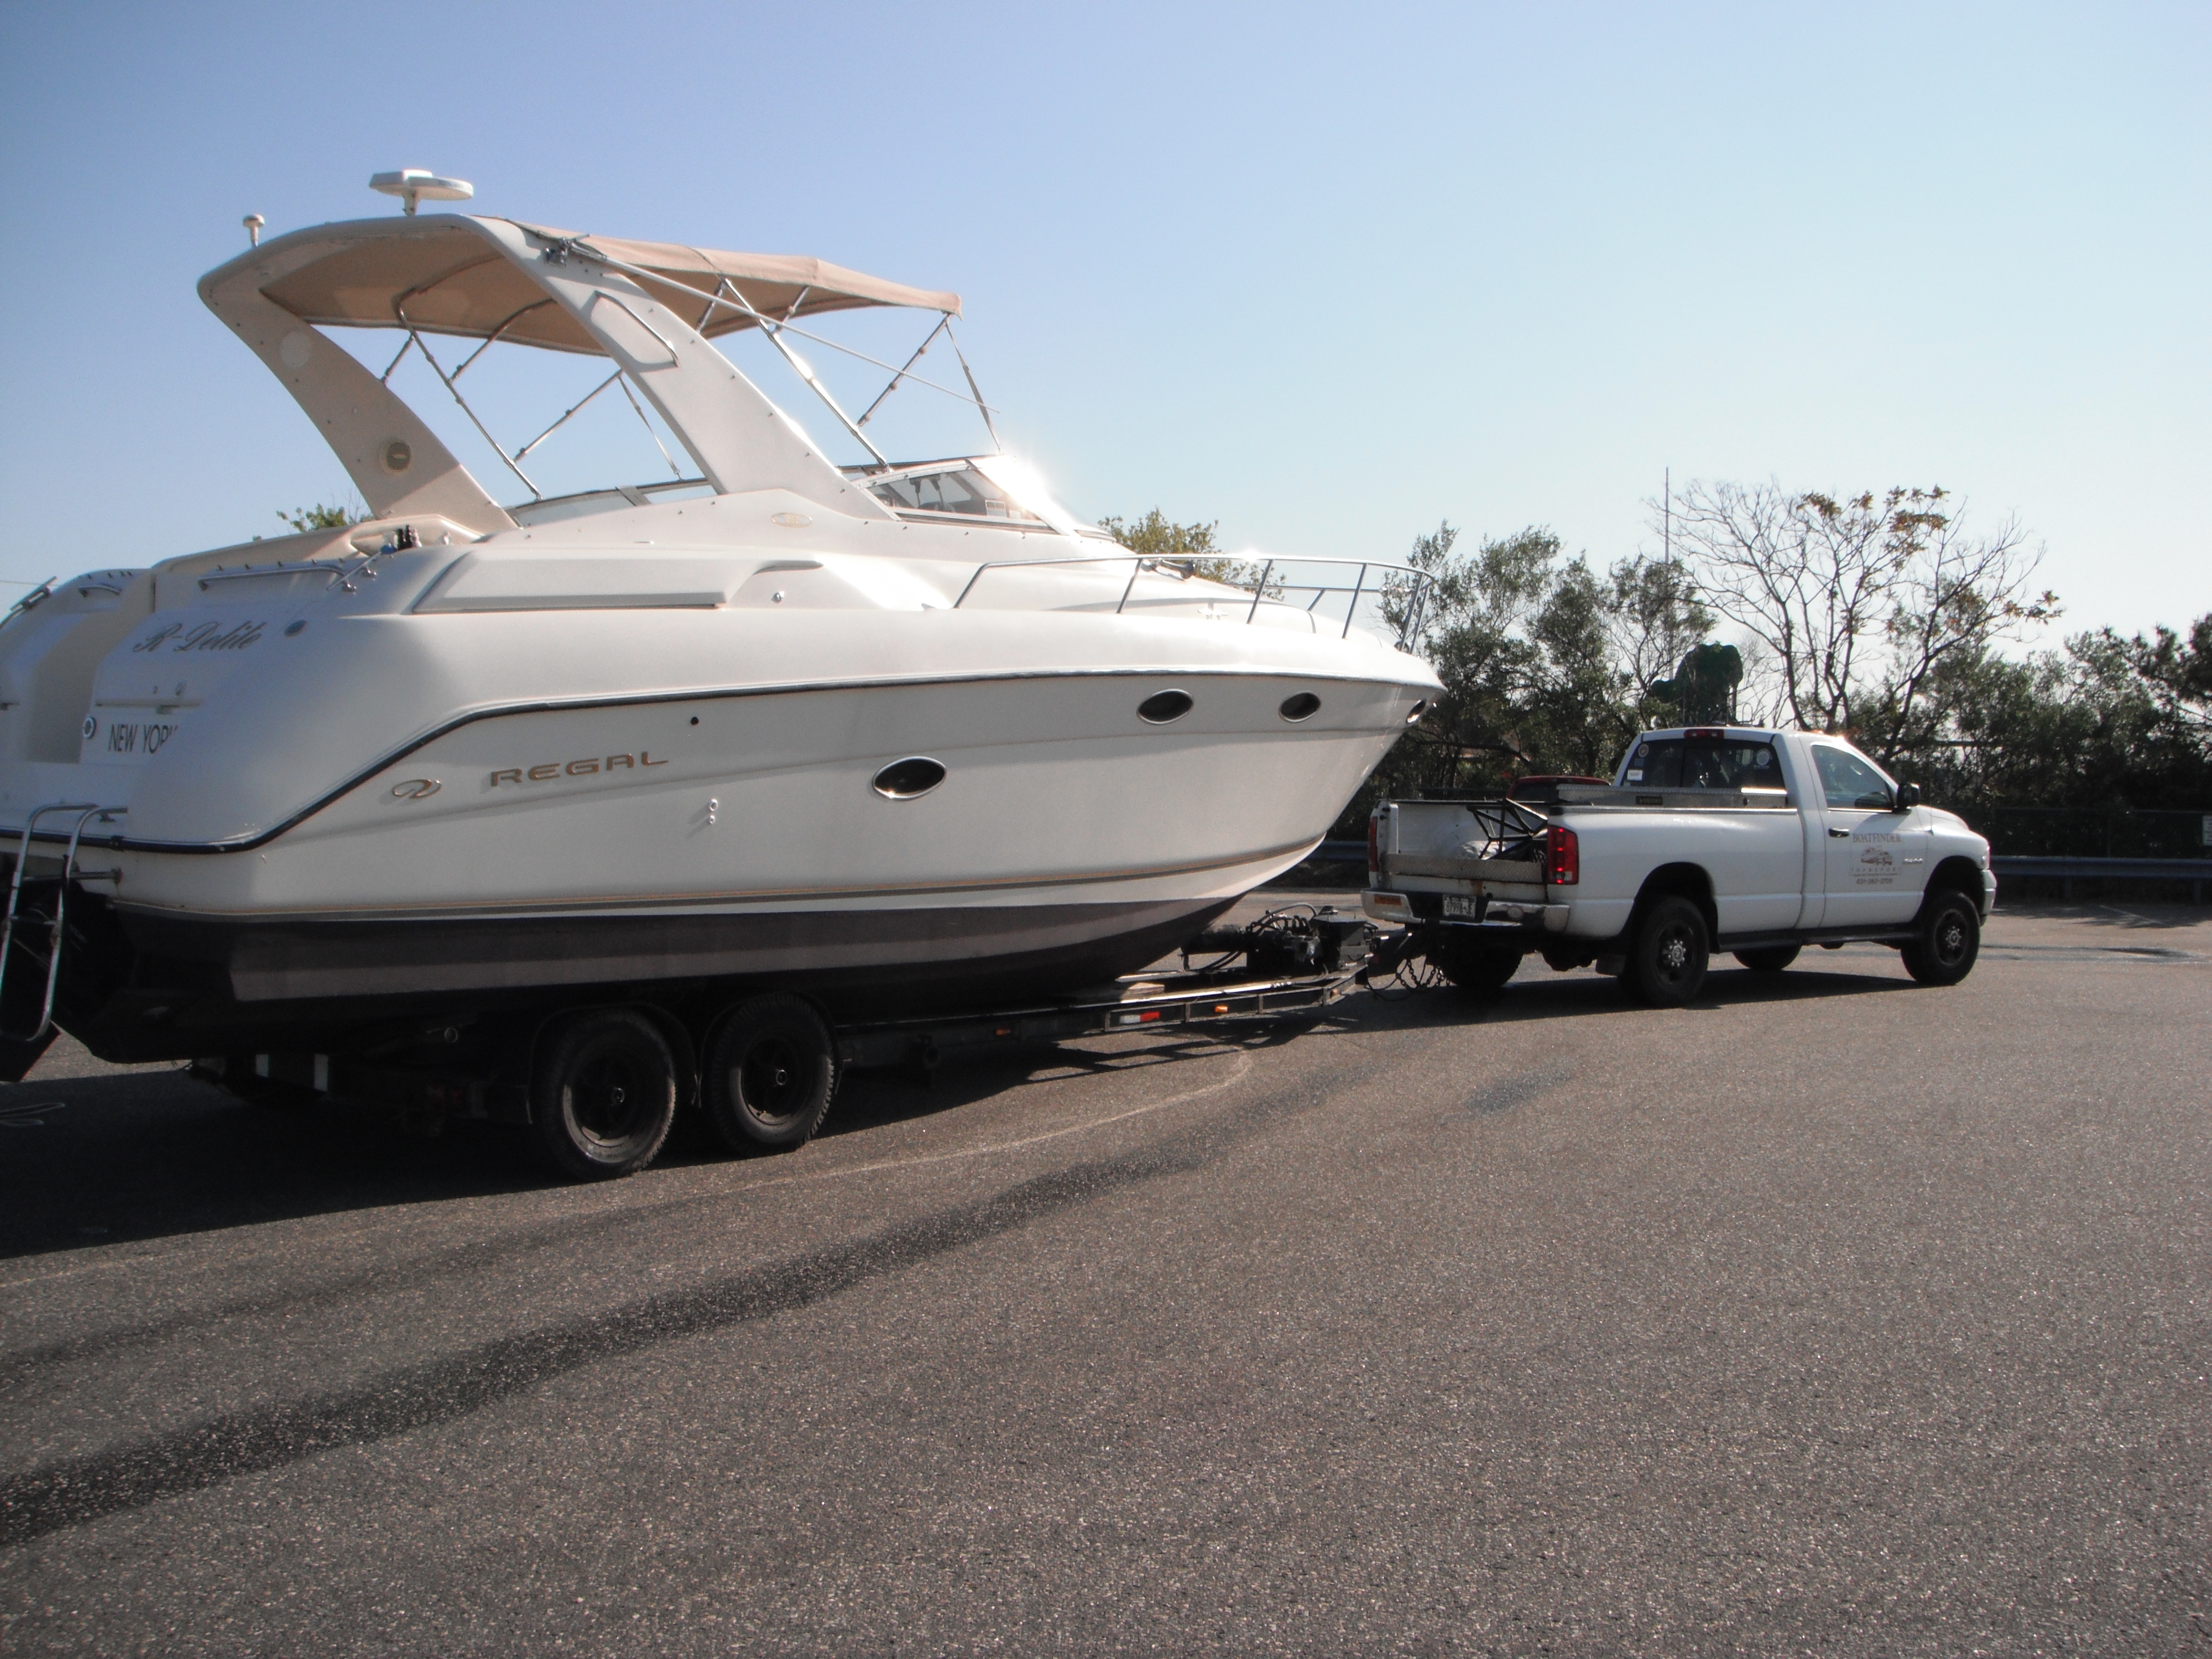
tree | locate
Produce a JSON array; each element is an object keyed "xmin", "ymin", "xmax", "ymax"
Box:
[
  {"xmin": 1095, "ymin": 507, "xmax": 1288, "ymax": 597},
  {"xmin": 1604, "ymin": 554, "xmax": 1714, "ymax": 707},
  {"xmin": 1375, "ymin": 523, "xmax": 1640, "ymax": 797},
  {"xmin": 1095, "ymin": 508, "xmax": 1218, "ymax": 561},
  {"xmin": 1661, "ymin": 481, "xmax": 2055, "ymax": 749},
  {"xmin": 278, "ymin": 503, "xmax": 363, "ymax": 533}
]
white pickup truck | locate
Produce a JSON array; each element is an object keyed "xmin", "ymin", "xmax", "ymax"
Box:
[{"xmin": 1362, "ymin": 727, "xmax": 1996, "ymax": 1004}]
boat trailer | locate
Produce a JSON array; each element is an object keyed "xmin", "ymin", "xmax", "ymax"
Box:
[{"xmin": 184, "ymin": 904, "xmax": 1399, "ymax": 1177}]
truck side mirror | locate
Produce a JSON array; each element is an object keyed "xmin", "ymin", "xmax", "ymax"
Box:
[{"xmin": 1893, "ymin": 782, "xmax": 1922, "ymax": 812}]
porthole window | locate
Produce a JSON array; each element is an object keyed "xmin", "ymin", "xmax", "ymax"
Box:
[
  {"xmin": 872, "ymin": 757, "xmax": 946, "ymax": 799},
  {"xmin": 1279, "ymin": 692, "xmax": 1321, "ymax": 722},
  {"xmin": 1405, "ymin": 698, "xmax": 1430, "ymax": 724},
  {"xmin": 1138, "ymin": 690, "xmax": 1193, "ymax": 724}
]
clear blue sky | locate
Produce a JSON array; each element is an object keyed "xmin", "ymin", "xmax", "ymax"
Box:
[{"xmin": 2, "ymin": 1, "xmax": 2204, "ymax": 641}]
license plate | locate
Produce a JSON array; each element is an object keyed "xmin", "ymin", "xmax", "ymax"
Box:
[{"xmin": 1443, "ymin": 894, "xmax": 1481, "ymax": 919}]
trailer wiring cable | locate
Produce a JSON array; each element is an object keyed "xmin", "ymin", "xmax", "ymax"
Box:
[{"xmin": 1366, "ymin": 936, "xmax": 1445, "ymax": 1000}]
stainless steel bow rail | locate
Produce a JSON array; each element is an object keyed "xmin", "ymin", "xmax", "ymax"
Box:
[
  {"xmin": 950, "ymin": 555, "xmax": 1438, "ymax": 649},
  {"xmin": 0, "ymin": 802, "xmax": 126, "ymax": 1042}
]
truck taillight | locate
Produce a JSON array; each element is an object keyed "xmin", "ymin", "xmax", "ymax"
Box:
[
  {"xmin": 1544, "ymin": 825, "xmax": 1579, "ymax": 885},
  {"xmin": 1366, "ymin": 811, "xmax": 1380, "ymax": 877}
]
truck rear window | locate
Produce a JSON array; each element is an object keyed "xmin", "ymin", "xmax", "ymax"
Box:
[{"xmin": 1622, "ymin": 739, "xmax": 1784, "ymax": 792}]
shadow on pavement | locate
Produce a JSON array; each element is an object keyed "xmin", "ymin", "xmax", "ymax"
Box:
[
  {"xmin": 0, "ymin": 1068, "xmax": 555, "ymax": 1262},
  {"xmin": 0, "ymin": 1019, "xmax": 1327, "ymax": 1264},
  {"xmin": 0, "ymin": 959, "xmax": 1917, "ymax": 1264}
]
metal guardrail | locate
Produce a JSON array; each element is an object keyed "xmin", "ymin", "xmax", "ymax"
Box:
[{"xmin": 1991, "ymin": 855, "xmax": 2209, "ymax": 901}]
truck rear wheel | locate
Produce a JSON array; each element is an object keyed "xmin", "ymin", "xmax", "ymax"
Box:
[
  {"xmin": 705, "ymin": 994, "xmax": 838, "ymax": 1154},
  {"xmin": 1627, "ymin": 896, "xmax": 1709, "ymax": 1006},
  {"xmin": 531, "ymin": 1009, "xmax": 678, "ymax": 1180},
  {"xmin": 1901, "ymin": 890, "xmax": 1980, "ymax": 986},
  {"xmin": 1432, "ymin": 940, "xmax": 1522, "ymax": 995},
  {"xmin": 1734, "ymin": 944, "xmax": 1800, "ymax": 973}
]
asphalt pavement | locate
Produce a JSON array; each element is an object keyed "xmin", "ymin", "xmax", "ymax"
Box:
[{"xmin": 2, "ymin": 898, "xmax": 2208, "ymax": 1655}]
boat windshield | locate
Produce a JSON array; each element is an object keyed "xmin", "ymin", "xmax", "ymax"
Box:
[{"xmin": 848, "ymin": 461, "xmax": 1047, "ymax": 526}]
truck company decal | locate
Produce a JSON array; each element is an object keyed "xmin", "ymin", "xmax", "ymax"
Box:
[
  {"xmin": 490, "ymin": 752, "xmax": 669, "ymax": 787},
  {"xmin": 1854, "ymin": 844, "xmax": 1898, "ymax": 885}
]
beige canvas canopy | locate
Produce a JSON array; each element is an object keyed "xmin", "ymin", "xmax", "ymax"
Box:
[{"xmin": 248, "ymin": 216, "xmax": 961, "ymax": 356}]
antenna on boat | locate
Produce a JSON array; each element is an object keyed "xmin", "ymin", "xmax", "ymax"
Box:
[
  {"xmin": 242, "ymin": 213, "xmax": 264, "ymax": 248},
  {"xmin": 369, "ymin": 169, "xmax": 474, "ymax": 217}
]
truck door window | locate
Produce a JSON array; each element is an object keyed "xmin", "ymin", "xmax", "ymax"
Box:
[{"xmin": 1812, "ymin": 746, "xmax": 1895, "ymax": 810}]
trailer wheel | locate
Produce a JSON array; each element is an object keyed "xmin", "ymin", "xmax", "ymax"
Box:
[
  {"xmin": 1627, "ymin": 896, "xmax": 1709, "ymax": 1006},
  {"xmin": 531, "ymin": 1009, "xmax": 677, "ymax": 1180},
  {"xmin": 705, "ymin": 994, "xmax": 838, "ymax": 1154},
  {"xmin": 1432, "ymin": 943, "xmax": 1521, "ymax": 995},
  {"xmin": 1733, "ymin": 944, "xmax": 1801, "ymax": 973},
  {"xmin": 1901, "ymin": 890, "xmax": 1980, "ymax": 986}
]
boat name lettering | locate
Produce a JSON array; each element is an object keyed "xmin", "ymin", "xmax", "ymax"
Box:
[
  {"xmin": 132, "ymin": 619, "xmax": 267, "ymax": 654},
  {"xmin": 489, "ymin": 752, "xmax": 670, "ymax": 787}
]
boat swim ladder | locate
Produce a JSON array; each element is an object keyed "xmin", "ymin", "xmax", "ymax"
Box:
[{"xmin": 0, "ymin": 802, "xmax": 125, "ymax": 1042}]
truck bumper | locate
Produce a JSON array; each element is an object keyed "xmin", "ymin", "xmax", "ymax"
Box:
[{"xmin": 1362, "ymin": 889, "xmax": 1570, "ymax": 935}]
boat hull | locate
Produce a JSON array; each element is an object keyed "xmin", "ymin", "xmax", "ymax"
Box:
[{"xmin": 26, "ymin": 665, "xmax": 1418, "ymax": 1063}]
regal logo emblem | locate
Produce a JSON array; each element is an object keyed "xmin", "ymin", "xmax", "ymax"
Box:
[
  {"xmin": 490, "ymin": 752, "xmax": 668, "ymax": 786},
  {"xmin": 390, "ymin": 778, "xmax": 442, "ymax": 800}
]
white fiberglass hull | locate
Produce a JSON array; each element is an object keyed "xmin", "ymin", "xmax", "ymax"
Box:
[{"xmin": 114, "ymin": 665, "xmax": 1411, "ymax": 1009}]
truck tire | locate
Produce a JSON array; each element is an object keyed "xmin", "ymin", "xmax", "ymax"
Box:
[
  {"xmin": 1734, "ymin": 944, "xmax": 1801, "ymax": 973},
  {"xmin": 1627, "ymin": 896, "xmax": 1709, "ymax": 1006},
  {"xmin": 1901, "ymin": 890, "xmax": 1980, "ymax": 986},
  {"xmin": 1432, "ymin": 941, "xmax": 1521, "ymax": 995},
  {"xmin": 531, "ymin": 1009, "xmax": 677, "ymax": 1180},
  {"xmin": 705, "ymin": 994, "xmax": 838, "ymax": 1154}
]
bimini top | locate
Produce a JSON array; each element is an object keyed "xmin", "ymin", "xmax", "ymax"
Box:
[
  {"xmin": 196, "ymin": 213, "xmax": 974, "ymax": 533},
  {"xmin": 218, "ymin": 215, "xmax": 959, "ymax": 355}
]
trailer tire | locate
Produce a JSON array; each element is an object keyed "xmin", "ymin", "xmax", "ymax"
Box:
[
  {"xmin": 1627, "ymin": 896, "xmax": 1709, "ymax": 1006},
  {"xmin": 1733, "ymin": 944, "xmax": 1801, "ymax": 973},
  {"xmin": 531, "ymin": 1009, "xmax": 678, "ymax": 1180},
  {"xmin": 705, "ymin": 994, "xmax": 838, "ymax": 1154},
  {"xmin": 1432, "ymin": 942, "xmax": 1521, "ymax": 995},
  {"xmin": 1901, "ymin": 890, "xmax": 1980, "ymax": 986}
]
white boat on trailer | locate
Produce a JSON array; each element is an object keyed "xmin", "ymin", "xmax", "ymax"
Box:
[{"xmin": 0, "ymin": 181, "xmax": 1441, "ymax": 1175}]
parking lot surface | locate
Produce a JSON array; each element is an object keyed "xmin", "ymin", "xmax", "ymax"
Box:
[{"xmin": 2, "ymin": 898, "xmax": 2208, "ymax": 1655}]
